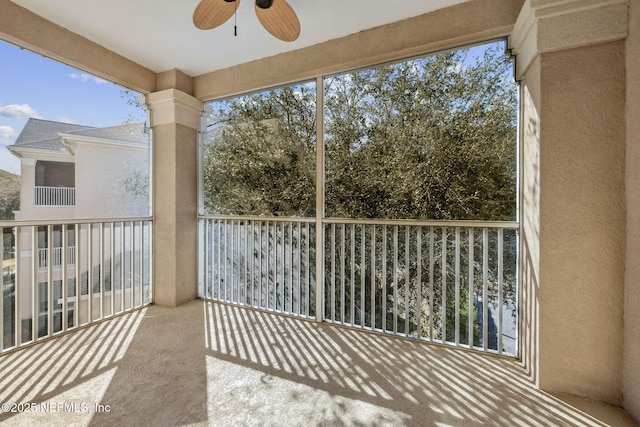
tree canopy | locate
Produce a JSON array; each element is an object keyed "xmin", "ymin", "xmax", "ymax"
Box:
[
  {"xmin": 203, "ymin": 41, "xmax": 517, "ymax": 221},
  {"xmin": 0, "ymin": 170, "xmax": 19, "ymax": 221}
]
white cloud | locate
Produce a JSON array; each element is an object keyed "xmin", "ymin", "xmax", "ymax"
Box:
[
  {"xmin": 0, "ymin": 126, "xmax": 17, "ymax": 146},
  {"xmin": 0, "ymin": 126, "xmax": 16, "ymax": 139},
  {"xmin": 70, "ymin": 72, "xmax": 108, "ymax": 85},
  {"xmin": 0, "ymin": 104, "xmax": 43, "ymax": 119}
]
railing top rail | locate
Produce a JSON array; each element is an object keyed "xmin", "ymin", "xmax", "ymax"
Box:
[
  {"xmin": 0, "ymin": 217, "xmax": 154, "ymax": 228},
  {"xmin": 35, "ymin": 186, "xmax": 75, "ymax": 189},
  {"xmin": 199, "ymin": 214, "xmax": 315, "ymax": 224},
  {"xmin": 199, "ymin": 214, "xmax": 518, "ymax": 229},
  {"xmin": 323, "ymin": 217, "xmax": 519, "ymax": 228}
]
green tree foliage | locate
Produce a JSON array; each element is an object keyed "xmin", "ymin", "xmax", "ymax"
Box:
[
  {"xmin": 0, "ymin": 170, "xmax": 20, "ymax": 221},
  {"xmin": 119, "ymin": 162, "xmax": 149, "ymax": 201},
  {"xmin": 203, "ymin": 83, "xmax": 316, "ymax": 216},
  {"xmin": 324, "ymin": 44, "xmax": 517, "ymax": 220},
  {"xmin": 203, "ymin": 42, "xmax": 517, "ymax": 221}
]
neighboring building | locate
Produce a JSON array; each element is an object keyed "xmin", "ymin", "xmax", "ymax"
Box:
[
  {"xmin": 5, "ymin": 118, "xmax": 150, "ymax": 336},
  {"xmin": 8, "ymin": 118, "xmax": 150, "ymax": 220}
]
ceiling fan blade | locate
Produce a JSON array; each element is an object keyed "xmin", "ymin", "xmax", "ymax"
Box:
[
  {"xmin": 254, "ymin": 0, "xmax": 300, "ymax": 42},
  {"xmin": 193, "ymin": 0, "xmax": 239, "ymax": 30}
]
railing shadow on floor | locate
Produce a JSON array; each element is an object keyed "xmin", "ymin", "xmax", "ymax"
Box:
[
  {"xmin": 0, "ymin": 309, "xmax": 147, "ymax": 425},
  {"xmin": 201, "ymin": 301, "xmax": 633, "ymax": 427},
  {"xmin": 0, "ymin": 300, "xmax": 636, "ymax": 426}
]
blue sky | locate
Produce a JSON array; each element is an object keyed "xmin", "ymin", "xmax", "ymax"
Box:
[{"xmin": 0, "ymin": 40, "xmax": 146, "ymax": 175}]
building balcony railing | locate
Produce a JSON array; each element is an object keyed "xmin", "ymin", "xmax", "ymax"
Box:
[
  {"xmin": 37, "ymin": 247, "xmax": 76, "ymax": 270},
  {"xmin": 0, "ymin": 217, "xmax": 153, "ymax": 353},
  {"xmin": 34, "ymin": 186, "xmax": 75, "ymax": 207},
  {"xmin": 199, "ymin": 215, "xmax": 519, "ymax": 357}
]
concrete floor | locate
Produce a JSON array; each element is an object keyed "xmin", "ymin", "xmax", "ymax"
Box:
[{"xmin": 0, "ymin": 300, "xmax": 637, "ymax": 427}]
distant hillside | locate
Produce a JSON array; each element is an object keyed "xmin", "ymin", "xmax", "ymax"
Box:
[
  {"xmin": 0, "ymin": 169, "xmax": 20, "ymax": 220},
  {"xmin": 0, "ymin": 169, "xmax": 19, "ymax": 193}
]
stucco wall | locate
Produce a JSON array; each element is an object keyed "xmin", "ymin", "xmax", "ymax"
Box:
[
  {"xmin": 520, "ymin": 57, "xmax": 541, "ymax": 387},
  {"xmin": 537, "ymin": 41, "xmax": 626, "ymax": 404},
  {"xmin": 625, "ymin": 0, "xmax": 640, "ymax": 419},
  {"xmin": 73, "ymin": 143, "xmax": 149, "ymax": 219}
]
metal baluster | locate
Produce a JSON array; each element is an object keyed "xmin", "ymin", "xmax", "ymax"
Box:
[
  {"xmin": 75, "ymin": 224, "xmax": 80, "ymax": 328},
  {"xmin": 288, "ymin": 222, "xmax": 293, "ymax": 313},
  {"xmin": 393, "ymin": 225, "xmax": 398, "ymax": 334},
  {"xmin": 280, "ymin": 221, "xmax": 285, "ymax": 311},
  {"xmin": 305, "ymin": 223, "xmax": 310, "ymax": 317},
  {"xmin": 350, "ymin": 224, "xmax": 355, "ymax": 326},
  {"xmin": 139, "ymin": 221, "xmax": 144, "ymax": 307},
  {"xmin": 382, "ymin": 225, "xmax": 387, "ymax": 333},
  {"xmin": 271, "ymin": 222, "xmax": 276, "ymax": 310},
  {"xmin": 258, "ymin": 221, "xmax": 263, "ymax": 308},
  {"xmin": 62, "ymin": 225, "xmax": 68, "ymax": 332},
  {"xmin": 498, "ymin": 229, "xmax": 504, "ymax": 355},
  {"xmin": 330, "ymin": 223, "xmax": 335, "ymax": 321},
  {"xmin": 130, "ymin": 222, "xmax": 135, "ymax": 310},
  {"xmin": 252, "ymin": 220, "xmax": 256, "ymax": 307},
  {"xmin": 47, "ymin": 225, "xmax": 53, "ymax": 337},
  {"xmin": 404, "ymin": 226, "xmax": 410, "ymax": 336},
  {"xmin": 99, "ymin": 223, "xmax": 104, "ymax": 319},
  {"xmin": 417, "ymin": 227, "xmax": 422, "ymax": 339},
  {"xmin": 429, "ymin": 226, "xmax": 434, "ymax": 342},
  {"xmin": 341, "ymin": 224, "xmax": 345, "ymax": 323},
  {"xmin": 441, "ymin": 227, "xmax": 447, "ymax": 344},
  {"xmin": 483, "ymin": 228, "xmax": 489, "ymax": 352},
  {"xmin": 371, "ymin": 225, "xmax": 376, "ymax": 330},
  {"xmin": 468, "ymin": 228, "xmax": 475, "ymax": 348},
  {"xmin": 455, "ymin": 227, "xmax": 460, "ymax": 346},
  {"xmin": 109, "ymin": 222, "xmax": 115, "ymax": 313},
  {"xmin": 120, "ymin": 222, "xmax": 125, "ymax": 313},
  {"xmin": 360, "ymin": 224, "xmax": 366, "ymax": 329}
]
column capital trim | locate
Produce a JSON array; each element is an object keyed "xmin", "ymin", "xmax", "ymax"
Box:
[
  {"xmin": 147, "ymin": 89, "xmax": 204, "ymax": 130},
  {"xmin": 511, "ymin": 0, "xmax": 628, "ymax": 77}
]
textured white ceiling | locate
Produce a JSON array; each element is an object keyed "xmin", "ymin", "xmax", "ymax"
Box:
[{"xmin": 11, "ymin": 0, "xmax": 468, "ymax": 76}]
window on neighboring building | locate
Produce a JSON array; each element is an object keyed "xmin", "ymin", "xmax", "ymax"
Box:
[{"xmin": 35, "ymin": 161, "xmax": 75, "ymax": 188}]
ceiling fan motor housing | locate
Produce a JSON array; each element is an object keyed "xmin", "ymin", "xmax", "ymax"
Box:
[{"xmin": 255, "ymin": 0, "xmax": 274, "ymax": 9}]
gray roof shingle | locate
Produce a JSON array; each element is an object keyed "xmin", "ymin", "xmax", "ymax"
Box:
[
  {"xmin": 12, "ymin": 119, "xmax": 94, "ymax": 151},
  {"xmin": 10, "ymin": 118, "xmax": 148, "ymax": 152},
  {"xmin": 66, "ymin": 123, "xmax": 149, "ymax": 145}
]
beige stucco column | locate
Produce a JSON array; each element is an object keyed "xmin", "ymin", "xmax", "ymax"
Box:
[
  {"xmin": 15, "ymin": 158, "xmax": 36, "ymax": 221},
  {"xmin": 625, "ymin": 0, "xmax": 640, "ymax": 420},
  {"xmin": 511, "ymin": 0, "xmax": 629, "ymax": 405},
  {"xmin": 147, "ymin": 89, "xmax": 205, "ymax": 306}
]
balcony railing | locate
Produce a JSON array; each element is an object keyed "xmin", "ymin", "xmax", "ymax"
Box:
[
  {"xmin": 199, "ymin": 215, "xmax": 519, "ymax": 356},
  {"xmin": 0, "ymin": 217, "xmax": 153, "ymax": 353},
  {"xmin": 37, "ymin": 247, "xmax": 76, "ymax": 270},
  {"xmin": 200, "ymin": 217, "xmax": 316, "ymax": 318},
  {"xmin": 34, "ymin": 186, "xmax": 75, "ymax": 206}
]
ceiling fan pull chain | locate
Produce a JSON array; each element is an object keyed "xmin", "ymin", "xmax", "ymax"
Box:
[{"xmin": 234, "ymin": 0, "xmax": 238, "ymax": 36}]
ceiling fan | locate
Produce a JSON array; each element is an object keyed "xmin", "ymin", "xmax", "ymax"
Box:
[{"xmin": 193, "ymin": 0, "xmax": 300, "ymax": 42}]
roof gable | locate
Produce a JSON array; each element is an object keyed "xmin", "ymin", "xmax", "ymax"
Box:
[
  {"xmin": 12, "ymin": 118, "xmax": 94, "ymax": 150},
  {"xmin": 9, "ymin": 119, "xmax": 148, "ymax": 154}
]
